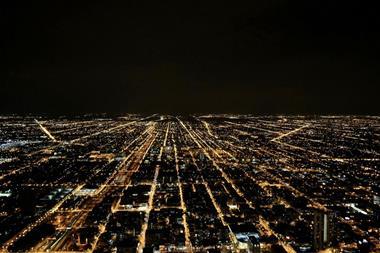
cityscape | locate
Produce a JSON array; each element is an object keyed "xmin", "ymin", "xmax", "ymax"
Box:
[{"xmin": 0, "ymin": 114, "xmax": 379, "ymax": 253}]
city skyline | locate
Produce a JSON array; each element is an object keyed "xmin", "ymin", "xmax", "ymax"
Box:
[
  {"xmin": 0, "ymin": 114, "xmax": 379, "ymax": 252},
  {"xmin": 1, "ymin": 1, "xmax": 379, "ymax": 252}
]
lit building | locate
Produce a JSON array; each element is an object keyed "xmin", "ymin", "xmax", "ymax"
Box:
[
  {"xmin": 235, "ymin": 232, "xmax": 260, "ymax": 253},
  {"xmin": 313, "ymin": 210, "xmax": 335, "ymax": 251}
]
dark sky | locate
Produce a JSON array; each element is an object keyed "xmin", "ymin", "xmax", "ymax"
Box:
[{"xmin": 1, "ymin": 0, "xmax": 379, "ymax": 115}]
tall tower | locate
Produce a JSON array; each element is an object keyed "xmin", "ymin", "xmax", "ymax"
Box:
[{"xmin": 313, "ymin": 210, "xmax": 335, "ymax": 251}]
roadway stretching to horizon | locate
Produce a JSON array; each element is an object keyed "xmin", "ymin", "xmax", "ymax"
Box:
[{"xmin": 0, "ymin": 115, "xmax": 379, "ymax": 253}]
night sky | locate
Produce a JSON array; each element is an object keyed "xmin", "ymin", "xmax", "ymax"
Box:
[{"xmin": 1, "ymin": 1, "xmax": 379, "ymax": 115}]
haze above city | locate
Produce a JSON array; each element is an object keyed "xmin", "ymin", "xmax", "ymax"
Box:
[{"xmin": 1, "ymin": 1, "xmax": 380, "ymax": 115}]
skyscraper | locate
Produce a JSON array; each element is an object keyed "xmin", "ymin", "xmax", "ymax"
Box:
[{"xmin": 313, "ymin": 210, "xmax": 335, "ymax": 251}]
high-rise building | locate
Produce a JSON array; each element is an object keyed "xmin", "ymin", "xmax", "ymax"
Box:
[
  {"xmin": 313, "ymin": 210, "xmax": 335, "ymax": 251},
  {"xmin": 374, "ymin": 205, "xmax": 380, "ymax": 224},
  {"xmin": 235, "ymin": 232, "xmax": 261, "ymax": 253},
  {"xmin": 374, "ymin": 195, "xmax": 380, "ymax": 206}
]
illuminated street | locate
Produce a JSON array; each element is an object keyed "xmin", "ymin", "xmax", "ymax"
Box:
[{"xmin": 0, "ymin": 115, "xmax": 379, "ymax": 252}]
